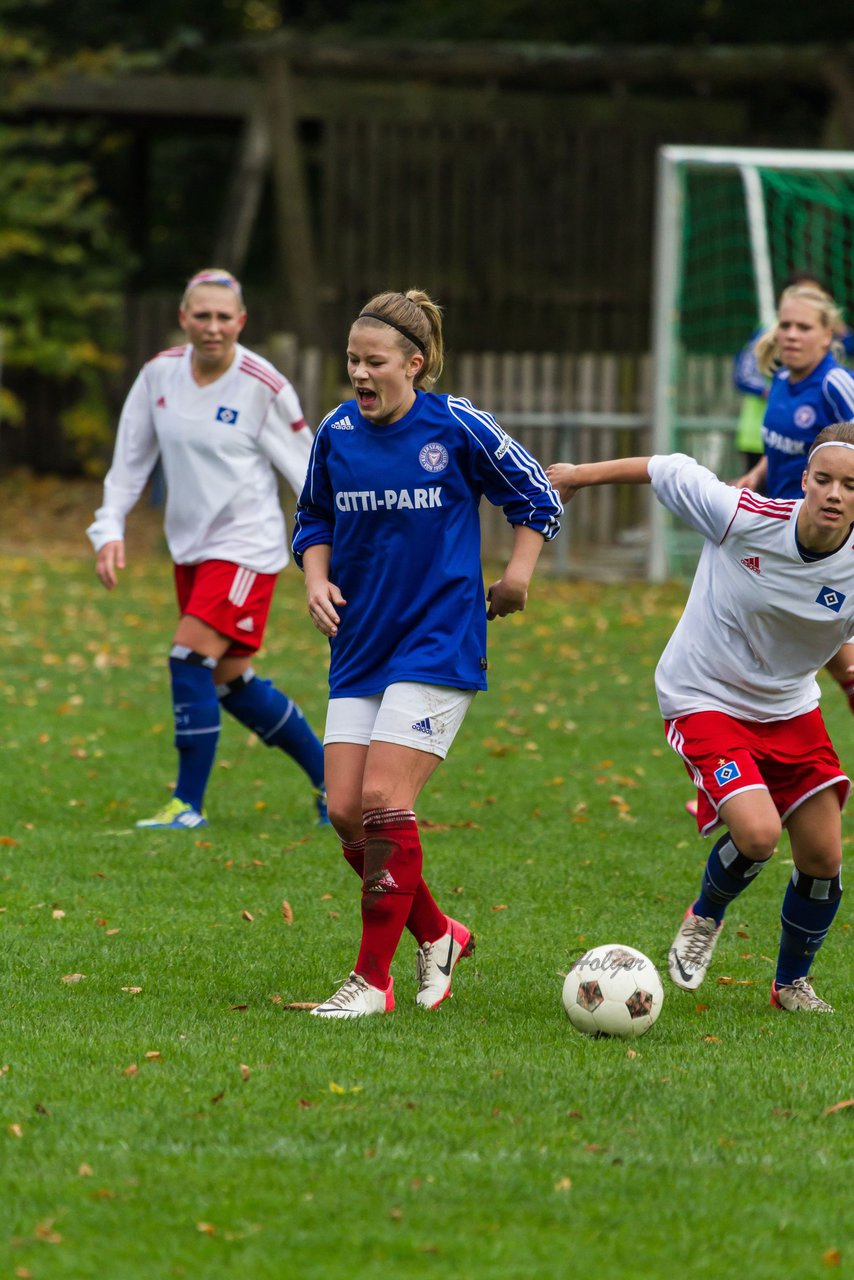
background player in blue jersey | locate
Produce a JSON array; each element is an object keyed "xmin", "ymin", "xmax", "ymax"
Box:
[
  {"xmin": 735, "ymin": 282, "xmax": 854, "ymax": 716},
  {"xmin": 549, "ymin": 423, "xmax": 854, "ymax": 1015},
  {"xmin": 731, "ymin": 272, "xmax": 853, "ymax": 479},
  {"xmin": 88, "ymin": 268, "xmax": 328, "ymax": 830},
  {"xmin": 738, "ymin": 284, "xmax": 854, "ymax": 499},
  {"xmin": 293, "ymin": 288, "xmax": 562, "ymax": 1018}
]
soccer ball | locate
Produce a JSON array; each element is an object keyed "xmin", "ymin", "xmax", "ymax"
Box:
[{"xmin": 562, "ymin": 943, "xmax": 663, "ymax": 1038}]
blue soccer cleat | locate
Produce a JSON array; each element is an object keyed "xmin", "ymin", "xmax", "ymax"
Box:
[{"xmin": 313, "ymin": 785, "xmax": 331, "ymax": 826}]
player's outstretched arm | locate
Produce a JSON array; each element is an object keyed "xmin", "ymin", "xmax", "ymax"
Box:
[
  {"xmin": 95, "ymin": 540, "xmax": 126, "ymax": 591},
  {"xmin": 546, "ymin": 458, "xmax": 652, "ymax": 502},
  {"xmin": 733, "ymin": 455, "xmax": 767, "ymax": 491},
  {"xmin": 486, "ymin": 524, "xmax": 545, "ymax": 621}
]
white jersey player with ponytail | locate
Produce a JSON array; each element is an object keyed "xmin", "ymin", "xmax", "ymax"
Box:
[
  {"xmin": 87, "ymin": 268, "xmax": 329, "ymax": 829},
  {"xmin": 548, "ymin": 423, "xmax": 854, "ymax": 1016}
]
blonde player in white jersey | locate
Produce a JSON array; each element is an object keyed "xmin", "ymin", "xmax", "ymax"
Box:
[
  {"xmin": 87, "ymin": 268, "xmax": 328, "ymax": 829},
  {"xmin": 548, "ymin": 422, "xmax": 854, "ymax": 1015}
]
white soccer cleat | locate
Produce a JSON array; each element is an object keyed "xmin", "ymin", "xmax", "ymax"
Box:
[
  {"xmin": 668, "ymin": 908, "xmax": 723, "ymax": 991},
  {"xmin": 136, "ymin": 798, "xmax": 207, "ymax": 830},
  {"xmin": 310, "ymin": 972, "xmax": 394, "ymax": 1019},
  {"xmin": 771, "ymin": 977, "xmax": 834, "ymax": 1013},
  {"xmin": 415, "ymin": 917, "xmax": 475, "ymax": 1009}
]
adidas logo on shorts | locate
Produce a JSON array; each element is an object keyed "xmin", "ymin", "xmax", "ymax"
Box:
[
  {"xmin": 235, "ymin": 617, "xmax": 255, "ymax": 632},
  {"xmin": 411, "ymin": 717, "xmax": 433, "ymax": 735}
]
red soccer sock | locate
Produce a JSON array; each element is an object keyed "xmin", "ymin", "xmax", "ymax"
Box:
[
  {"xmin": 354, "ymin": 808, "xmax": 424, "ymax": 989},
  {"xmin": 340, "ymin": 836, "xmax": 445, "ymax": 945}
]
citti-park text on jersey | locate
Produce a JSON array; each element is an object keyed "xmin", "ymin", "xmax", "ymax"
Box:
[{"xmin": 335, "ymin": 488, "xmax": 443, "ymax": 512}]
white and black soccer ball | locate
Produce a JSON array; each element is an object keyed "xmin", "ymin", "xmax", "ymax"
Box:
[{"xmin": 562, "ymin": 943, "xmax": 663, "ymax": 1038}]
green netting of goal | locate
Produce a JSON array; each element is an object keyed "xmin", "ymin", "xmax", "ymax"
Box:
[
  {"xmin": 760, "ymin": 168, "xmax": 854, "ymax": 316},
  {"xmin": 678, "ymin": 166, "xmax": 854, "ymax": 359}
]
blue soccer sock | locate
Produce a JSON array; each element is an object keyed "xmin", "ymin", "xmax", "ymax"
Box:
[
  {"xmin": 693, "ymin": 832, "xmax": 769, "ymax": 925},
  {"xmin": 169, "ymin": 646, "xmax": 221, "ymax": 812},
  {"xmin": 776, "ymin": 868, "xmax": 843, "ymax": 987},
  {"xmin": 217, "ymin": 669, "xmax": 324, "ymax": 788}
]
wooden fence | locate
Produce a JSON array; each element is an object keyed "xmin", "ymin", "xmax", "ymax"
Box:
[{"xmin": 257, "ymin": 341, "xmax": 665, "ymax": 578}]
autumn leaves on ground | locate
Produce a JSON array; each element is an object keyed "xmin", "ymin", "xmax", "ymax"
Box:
[{"xmin": 1, "ymin": 473, "xmax": 851, "ymax": 1280}]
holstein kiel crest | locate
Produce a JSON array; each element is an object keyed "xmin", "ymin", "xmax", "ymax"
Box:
[{"xmin": 419, "ymin": 442, "xmax": 449, "ymax": 473}]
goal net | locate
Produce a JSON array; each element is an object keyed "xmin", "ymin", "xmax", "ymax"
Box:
[{"xmin": 649, "ymin": 145, "xmax": 854, "ymax": 579}]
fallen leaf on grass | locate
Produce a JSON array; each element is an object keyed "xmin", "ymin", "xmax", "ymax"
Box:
[
  {"xmin": 824, "ymin": 1099, "xmax": 854, "ymax": 1114},
  {"xmin": 8, "ymin": 1123, "xmax": 23, "ymax": 1137},
  {"xmin": 144, "ymin": 1051, "xmax": 161, "ymax": 1061},
  {"xmin": 78, "ymin": 1164, "xmax": 93, "ymax": 1177},
  {"xmin": 197, "ymin": 1222, "xmax": 216, "ymax": 1236},
  {"xmin": 285, "ymin": 1002, "xmax": 318, "ymax": 1011},
  {"xmin": 61, "ymin": 973, "xmax": 86, "ymax": 984},
  {"xmin": 240, "ymin": 1064, "xmax": 250, "ymax": 1082},
  {"xmin": 241, "ymin": 909, "xmax": 254, "ymax": 922},
  {"xmin": 554, "ymin": 1177, "xmax": 572, "ymax": 1192},
  {"xmin": 34, "ymin": 1219, "xmax": 62, "ymax": 1244},
  {"xmin": 51, "ymin": 909, "xmax": 65, "ymax": 920},
  {"xmin": 0, "ymin": 836, "xmax": 19, "ymax": 847},
  {"xmin": 230, "ymin": 1004, "xmax": 248, "ymax": 1011},
  {"xmin": 490, "ymin": 904, "xmax": 508, "ymax": 912},
  {"xmin": 703, "ymin": 1036, "xmax": 721, "ymax": 1044},
  {"xmin": 121, "ymin": 987, "xmax": 142, "ymax": 994},
  {"xmin": 210, "ymin": 1091, "xmax": 225, "ymax": 1105},
  {"xmin": 281, "ymin": 900, "xmax": 294, "ymax": 925},
  {"xmin": 822, "ymin": 1249, "xmax": 842, "ymax": 1267},
  {"xmin": 122, "ymin": 1063, "xmax": 138, "ymax": 1077}
]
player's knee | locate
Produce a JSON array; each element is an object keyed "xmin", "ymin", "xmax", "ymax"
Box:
[
  {"xmin": 735, "ymin": 818, "xmax": 781, "ymax": 860},
  {"xmin": 361, "ymin": 783, "xmax": 396, "ymax": 814},
  {"xmin": 326, "ymin": 798, "xmax": 362, "ymax": 841},
  {"xmin": 796, "ymin": 850, "xmax": 842, "ymax": 880}
]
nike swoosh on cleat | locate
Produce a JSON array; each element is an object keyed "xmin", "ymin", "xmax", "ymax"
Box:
[
  {"xmin": 670, "ymin": 952, "xmax": 694, "ymax": 985},
  {"xmin": 437, "ymin": 932, "xmax": 457, "ymax": 976}
]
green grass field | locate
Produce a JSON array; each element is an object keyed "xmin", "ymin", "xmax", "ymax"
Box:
[{"xmin": 1, "ymin": 511, "xmax": 853, "ymax": 1279}]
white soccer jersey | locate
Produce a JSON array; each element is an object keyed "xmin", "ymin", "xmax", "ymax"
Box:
[
  {"xmin": 649, "ymin": 454, "xmax": 854, "ymax": 722},
  {"xmin": 87, "ymin": 344, "xmax": 313, "ymax": 573}
]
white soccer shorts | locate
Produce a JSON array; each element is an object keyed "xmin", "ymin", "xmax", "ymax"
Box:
[{"xmin": 324, "ymin": 682, "xmax": 476, "ymax": 759}]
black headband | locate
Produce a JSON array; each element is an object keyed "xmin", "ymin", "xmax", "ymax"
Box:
[{"xmin": 358, "ymin": 311, "xmax": 426, "ymax": 354}]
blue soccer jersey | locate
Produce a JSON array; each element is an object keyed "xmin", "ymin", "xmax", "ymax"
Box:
[
  {"xmin": 762, "ymin": 354, "xmax": 854, "ymax": 498},
  {"xmin": 292, "ymin": 391, "xmax": 562, "ymax": 696}
]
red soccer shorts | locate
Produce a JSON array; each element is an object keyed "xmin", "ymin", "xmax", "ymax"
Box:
[
  {"xmin": 665, "ymin": 707, "xmax": 850, "ymax": 837},
  {"xmin": 173, "ymin": 560, "xmax": 278, "ymax": 656}
]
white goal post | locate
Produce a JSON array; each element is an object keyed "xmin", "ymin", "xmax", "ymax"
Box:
[{"xmin": 649, "ymin": 144, "xmax": 854, "ymax": 580}]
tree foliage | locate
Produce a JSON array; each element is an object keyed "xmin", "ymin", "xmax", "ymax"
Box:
[{"xmin": 0, "ymin": 16, "xmax": 128, "ymax": 466}]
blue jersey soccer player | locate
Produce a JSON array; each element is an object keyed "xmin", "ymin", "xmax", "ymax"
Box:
[
  {"xmin": 88, "ymin": 268, "xmax": 329, "ymax": 830},
  {"xmin": 548, "ymin": 425, "xmax": 854, "ymax": 1015},
  {"xmin": 293, "ymin": 288, "xmax": 562, "ymax": 1018},
  {"xmin": 736, "ymin": 284, "xmax": 854, "ymax": 719}
]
